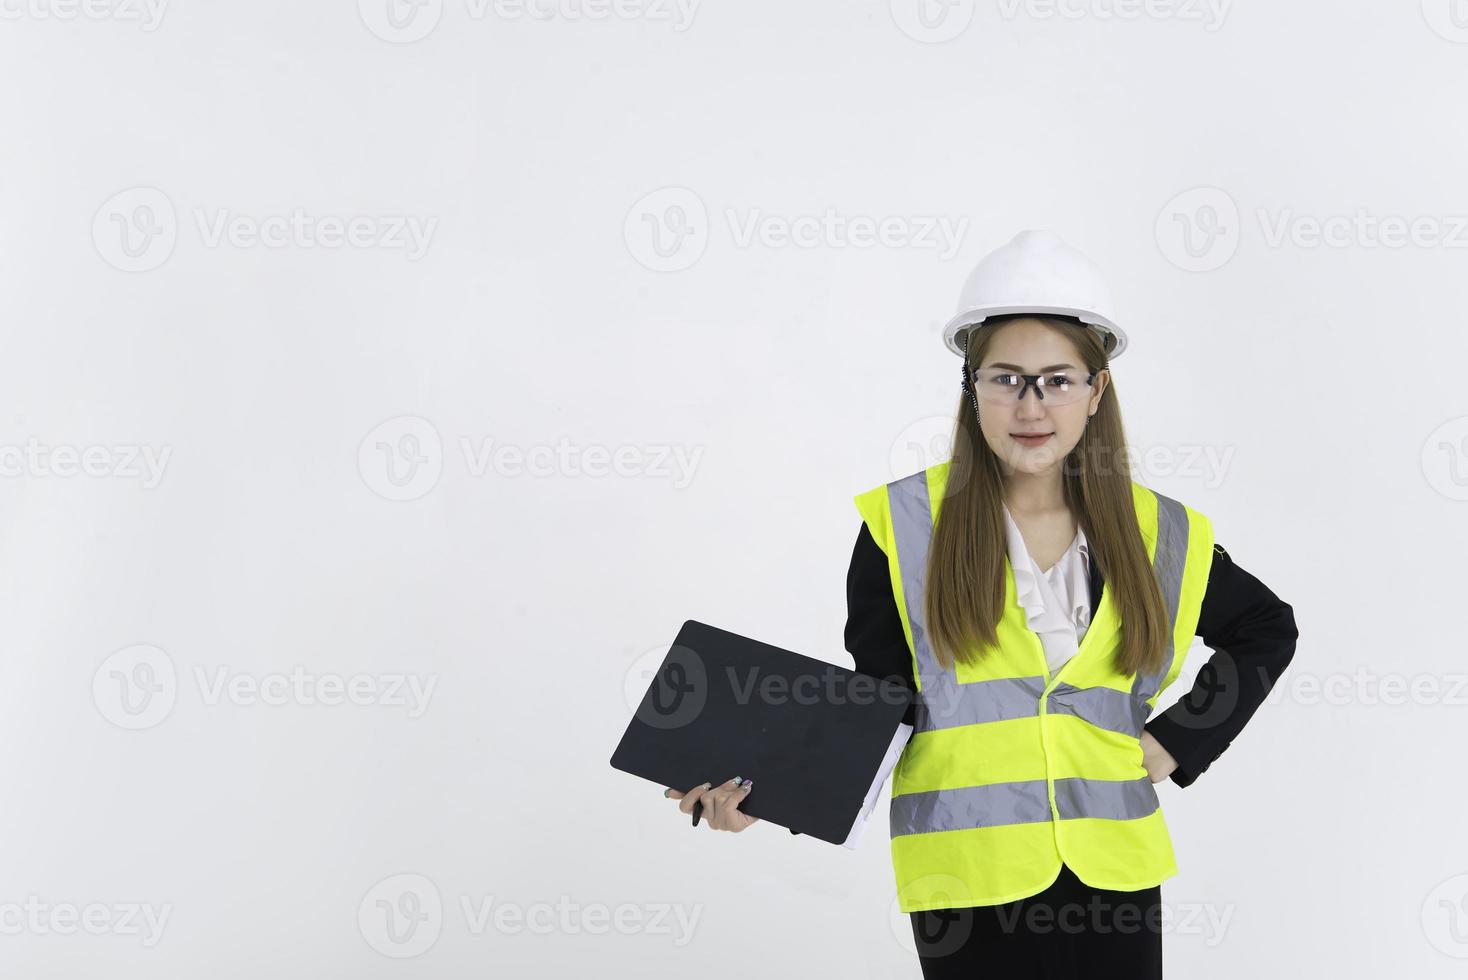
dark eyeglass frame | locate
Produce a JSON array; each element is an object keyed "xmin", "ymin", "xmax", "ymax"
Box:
[{"xmin": 966, "ymin": 366, "xmax": 1098, "ymax": 401}]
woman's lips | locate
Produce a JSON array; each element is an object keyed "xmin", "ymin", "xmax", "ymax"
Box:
[{"xmin": 1011, "ymin": 432, "xmax": 1053, "ymax": 447}]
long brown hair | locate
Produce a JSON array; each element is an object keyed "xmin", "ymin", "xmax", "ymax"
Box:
[{"xmin": 922, "ymin": 315, "xmax": 1171, "ymax": 677}]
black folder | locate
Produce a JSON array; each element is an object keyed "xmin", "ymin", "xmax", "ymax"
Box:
[{"xmin": 611, "ymin": 619, "xmax": 913, "ymax": 845}]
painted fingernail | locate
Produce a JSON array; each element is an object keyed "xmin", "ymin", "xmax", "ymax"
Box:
[
  {"xmin": 663, "ymin": 788, "xmax": 671, "ymax": 797},
  {"xmin": 742, "ymin": 780, "xmax": 753, "ymax": 790},
  {"xmin": 732, "ymin": 776, "xmax": 743, "ymax": 785}
]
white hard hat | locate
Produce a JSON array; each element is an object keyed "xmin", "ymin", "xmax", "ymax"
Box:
[{"xmin": 941, "ymin": 230, "xmax": 1127, "ymax": 360}]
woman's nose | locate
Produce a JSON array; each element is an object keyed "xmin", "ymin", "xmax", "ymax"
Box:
[{"xmin": 1016, "ymin": 389, "xmax": 1047, "ymax": 418}]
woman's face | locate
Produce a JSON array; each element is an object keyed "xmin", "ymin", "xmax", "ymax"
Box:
[{"xmin": 972, "ymin": 318, "xmax": 1110, "ymax": 477}]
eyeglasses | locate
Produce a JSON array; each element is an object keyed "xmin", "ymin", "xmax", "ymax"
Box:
[{"xmin": 968, "ymin": 367, "xmax": 1097, "ymax": 406}]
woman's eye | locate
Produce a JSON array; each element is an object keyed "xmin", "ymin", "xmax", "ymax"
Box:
[
  {"xmin": 1043, "ymin": 374, "xmax": 1073, "ymax": 387},
  {"xmin": 991, "ymin": 374, "xmax": 1018, "ymax": 386}
]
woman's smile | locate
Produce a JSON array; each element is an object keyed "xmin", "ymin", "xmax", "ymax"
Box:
[{"xmin": 1011, "ymin": 431, "xmax": 1054, "ymax": 447}]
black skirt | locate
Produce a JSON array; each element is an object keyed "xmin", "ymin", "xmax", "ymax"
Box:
[{"xmin": 908, "ymin": 862, "xmax": 1163, "ymax": 979}]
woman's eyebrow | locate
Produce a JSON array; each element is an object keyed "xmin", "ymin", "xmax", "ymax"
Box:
[{"xmin": 985, "ymin": 362, "xmax": 1077, "ymax": 372}]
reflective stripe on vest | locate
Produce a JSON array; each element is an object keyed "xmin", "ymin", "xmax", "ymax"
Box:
[
  {"xmin": 885, "ymin": 470, "xmax": 1191, "ymax": 835},
  {"xmin": 890, "ymin": 775, "xmax": 1159, "ymax": 836}
]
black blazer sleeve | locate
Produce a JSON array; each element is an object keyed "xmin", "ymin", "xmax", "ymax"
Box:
[
  {"xmin": 844, "ymin": 522, "xmax": 919, "ymax": 730},
  {"xmin": 1143, "ymin": 543, "xmax": 1299, "ymax": 788}
]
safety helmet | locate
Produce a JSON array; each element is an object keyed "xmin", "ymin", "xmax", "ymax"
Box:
[{"xmin": 941, "ymin": 230, "xmax": 1127, "ymax": 360}]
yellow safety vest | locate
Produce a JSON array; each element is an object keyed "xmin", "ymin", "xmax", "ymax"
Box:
[{"xmin": 853, "ymin": 460, "xmax": 1214, "ymax": 912}]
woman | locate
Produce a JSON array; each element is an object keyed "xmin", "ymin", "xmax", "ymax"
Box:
[{"xmin": 667, "ymin": 232, "xmax": 1298, "ymax": 979}]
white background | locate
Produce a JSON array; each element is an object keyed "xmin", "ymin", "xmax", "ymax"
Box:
[{"xmin": 1, "ymin": 0, "xmax": 1464, "ymax": 976}]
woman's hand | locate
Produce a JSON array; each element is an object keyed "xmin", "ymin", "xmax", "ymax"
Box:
[
  {"xmin": 665, "ymin": 777, "xmax": 760, "ymax": 832},
  {"xmin": 1140, "ymin": 731, "xmax": 1178, "ymax": 784}
]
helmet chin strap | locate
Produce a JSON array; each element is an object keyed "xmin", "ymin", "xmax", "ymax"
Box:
[{"xmin": 960, "ymin": 335, "xmax": 982, "ymax": 429}]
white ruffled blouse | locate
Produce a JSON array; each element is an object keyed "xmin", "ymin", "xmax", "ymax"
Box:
[{"xmin": 1001, "ymin": 503, "xmax": 1092, "ymax": 676}]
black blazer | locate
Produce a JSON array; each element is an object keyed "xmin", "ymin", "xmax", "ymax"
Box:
[{"xmin": 844, "ymin": 522, "xmax": 1299, "ymax": 788}]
